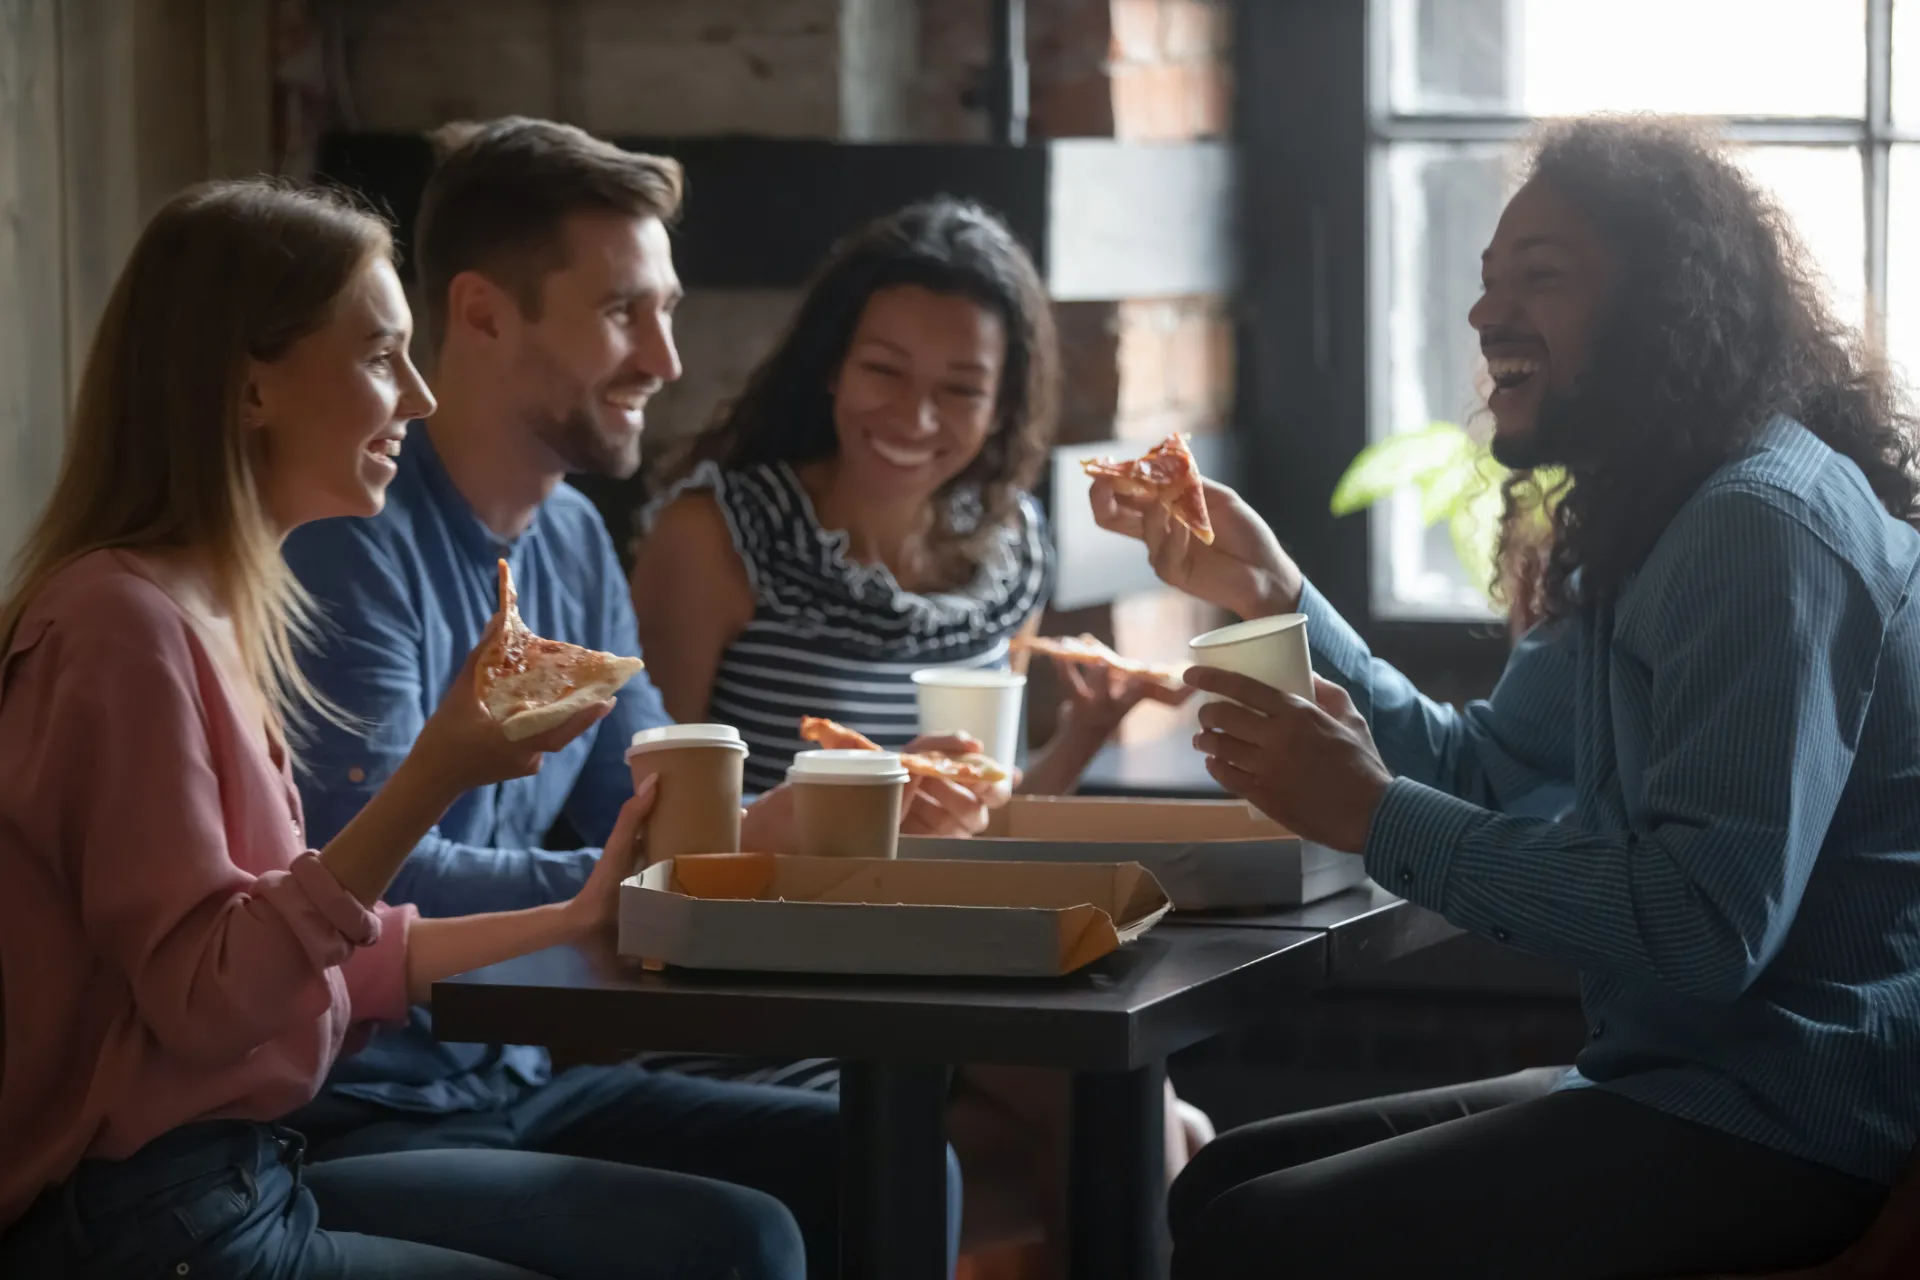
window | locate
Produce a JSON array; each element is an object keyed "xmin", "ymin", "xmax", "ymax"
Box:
[{"xmin": 1369, "ymin": 0, "xmax": 1909, "ymax": 618}]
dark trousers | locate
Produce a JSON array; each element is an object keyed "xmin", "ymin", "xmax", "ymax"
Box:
[
  {"xmin": 286, "ymin": 1062, "xmax": 963, "ymax": 1280},
  {"xmin": 1169, "ymin": 1067, "xmax": 1887, "ymax": 1280},
  {"xmin": 0, "ymin": 1120, "xmax": 803, "ymax": 1279}
]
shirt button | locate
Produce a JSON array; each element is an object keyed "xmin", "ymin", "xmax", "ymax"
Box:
[
  {"xmin": 1492, "ymin": 927, "xmax": 1511, "ymax": 943},
  {"xmin": 1396, "ymin": 869, "xmax": 1413, "ymax": 887},
  {"xmin": 348, "ymin": 766, "xmax": 367, "ymax": 784},
  {"xmin": 1590, "ymin": 1022, "xmax": 1606, "ymax": 1040}
]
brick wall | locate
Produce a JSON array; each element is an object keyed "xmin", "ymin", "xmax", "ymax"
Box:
[
  {"xmin": 330, "ymin": 0, "xmax": 908, "ymax": 453},
  {"xmin": 331, "ymin": 0, "xmax": 1235, "ymax": 747}
]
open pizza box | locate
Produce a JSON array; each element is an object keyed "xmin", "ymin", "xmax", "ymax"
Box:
[
  {"xmin": 899, "ymin": 796, "xmax": 1367, "ymax": 911},
  {"xmin": 618, "ymin": 854, "xmax": 1171, "ymax": 978}
]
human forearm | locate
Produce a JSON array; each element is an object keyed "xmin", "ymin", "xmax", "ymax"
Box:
[
  {"xmin": 319, "ymin": 753, "xmax": 462, "ymax": 905},
  {"xmin": 404, "ymin": 903, "xmax": 581, "ymax": 1004},
  {"xmin": 1017, "ymin": 719, "xmax": 1110, "ymax": 796}
]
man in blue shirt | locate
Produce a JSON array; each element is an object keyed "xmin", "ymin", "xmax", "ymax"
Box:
[
  {"xmin": 1102, "ymin": 119, "xmax": 1920, "ymax": 1278},
  {"xmin": 282, "ymin": 118, "xmax": 970, "ymax": 1278}
]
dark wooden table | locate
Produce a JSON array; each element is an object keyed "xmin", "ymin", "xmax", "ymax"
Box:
[
  {"xmin": 434, "ymin": 924, "xmax": 1327, "ymax": 1280},
  {"xmin": 1078, "ymin": 732, "xmax": 1224, "ymax": 800},
  {"xmin": 1165, "ymin": 881, "xmax": 1463, "ymax": 982}
]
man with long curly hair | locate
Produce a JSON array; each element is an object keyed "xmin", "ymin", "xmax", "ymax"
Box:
[{"xmin": 1094, "ymin": 117, "xmax": 1920, "ymax": 1277}]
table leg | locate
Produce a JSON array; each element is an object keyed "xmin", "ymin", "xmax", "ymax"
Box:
[
  {"xmin": 1069, "ymin": 1059, "xmax": 1169, "ymax": 1280},
  {"xmin": 839, "ymin": 1060, "xmax": 951, "ymax": 1280}
]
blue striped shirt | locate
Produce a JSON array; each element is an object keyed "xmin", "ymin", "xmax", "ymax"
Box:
[{"xmin": 1308, "ymin": 417, "xmax": 1920, "ymax": 1184}]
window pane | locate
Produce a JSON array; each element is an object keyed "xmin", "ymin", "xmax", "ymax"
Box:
[
  {"xmin": 1886, "ymin": 146, "xmax": 1920, "ymax": 385},
  {"xmin": 1387, "ymin": 0, "xmax": 1866, "ymax": 118},
  {"xmin": 1897, "ymin": 0, "xmax": 1920, "ymax": 127},
  {"xmin": 1375, "ymin": 143, "xmax": 1515, "ymax": 617},
  {"xmin": 1735, "ymin": 146, "xmax": 1866, "ymax": 328},
  {"xmin": 1372, "ymin": 142, "xmax": 1865, "ymax": 619}
]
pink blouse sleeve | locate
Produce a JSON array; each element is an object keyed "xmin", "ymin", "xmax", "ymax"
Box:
[
  {"xmin": 340, "ymin": 901, "xmax": 418, "ymax": 1026},
  {"xmin": 19, "ymin": 604, "xmax": 398, "ymax": 1068}
]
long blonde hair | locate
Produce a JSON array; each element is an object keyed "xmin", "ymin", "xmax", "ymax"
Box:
[{"xmin": 0, "ymin": 179, "xmax": 393, "ymax": 744}]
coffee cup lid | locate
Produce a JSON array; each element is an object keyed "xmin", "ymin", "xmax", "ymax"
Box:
[
  {"xmin": 786, "ymin": 749, "xmax": 909, "ymax": 783},
  {"xmin": 910, "ymin": 667, "xmax": 1026, "ymax": 689},
  {"xmin": 625, "ymin": 723, "xmax": 748, "ymax": 761}
]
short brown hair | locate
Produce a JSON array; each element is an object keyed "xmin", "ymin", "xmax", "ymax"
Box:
[{"xmin": 413, "ymin": 117, "xmax": 684, "ymax": 348}]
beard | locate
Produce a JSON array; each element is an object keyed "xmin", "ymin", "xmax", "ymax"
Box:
[
  {"xmin": 1490, "ymin": 384, "xmax": 1591, "ymax": 470},
  {"xmin": 1488, "ymin": 330, "xmax": 1642, "ymax": 474},
  {"xmin": 532, "ymin": 403, "xmax": 644, "ymax": 479}
]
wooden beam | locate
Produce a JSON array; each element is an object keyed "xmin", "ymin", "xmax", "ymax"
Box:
[{"xmin": 0, "ymin": 0, "xmax": 70, "ymax": 565}]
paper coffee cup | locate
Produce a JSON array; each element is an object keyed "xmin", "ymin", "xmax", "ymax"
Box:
[
  {"xmin": 910, "ymin": 668, "xmax": 1025, "ymax": 766},
  {"xmin": 787, "ymin": 749, "xmax": 909, "ymax": 860},
  {"xmin": 1187, "ymin": 614, "xmax": 1313, "ymax": 704},
  {"xmin": 625, "ymin": 724, "xmax": 748, "ymax": 863}
]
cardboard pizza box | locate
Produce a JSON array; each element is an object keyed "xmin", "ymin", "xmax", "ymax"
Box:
[
  {"xmin": 899, "ymin": 795, "xmax": 1366, "ymax": 910},
  {"xmin": 618, "ymin": 853, "xmax": 1170, "ymax": 978}
]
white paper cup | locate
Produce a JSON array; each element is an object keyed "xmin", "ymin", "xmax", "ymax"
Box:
[
  {"xmin": 910, "ymin": 668, "xmax": 1025, "ymax": 766},
  {"xmin": 1188, "ymin": 614, "xmax": 1313, "ymax": 704}
]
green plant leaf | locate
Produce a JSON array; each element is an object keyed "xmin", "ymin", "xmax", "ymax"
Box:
[
  {"xmin": 1413, "ymin": 432, "xmax": 1489, "ymax": 525},
  {"xmin": 1329, "ymin": 423, "xmax": 1473, "ymax": 516}
]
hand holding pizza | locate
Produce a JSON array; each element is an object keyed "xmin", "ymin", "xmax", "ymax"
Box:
[
  {"xmin": 900, "ymin": 731, "xmax": 1011, "ymax": 836},
  {"xmin": 1089, "ymin": 470, "xmax": 1303, "ymax": 621},
  {"xmin": 414, "ymin": 611, "xmax": 616, "ymax": 797}
]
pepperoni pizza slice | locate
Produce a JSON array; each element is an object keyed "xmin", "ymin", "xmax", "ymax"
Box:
[
  {"xmin": 798, "ymin": 716, "xmax": 1010, "ymax": 787},
  {"xmin": 476, "ymin": 560, "xmax": 646, "ymax": 742},
  {"xmin": 1081, "ymin": 432, "xmax": 1215, "ymax": 544}
]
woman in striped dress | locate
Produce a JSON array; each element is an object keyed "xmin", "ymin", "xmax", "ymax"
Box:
[
  {"xmin": 628, "ymin": 198, "xmax": 1210, "ymax": 1268},
  {"xmin": 632, "ymin": 197, "xmax": 1172, "ymax": 798}
]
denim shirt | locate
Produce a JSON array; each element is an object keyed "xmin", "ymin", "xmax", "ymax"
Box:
[{"xmin": 283, "ymin": 430, "xmax": 670, "ymax": 1112}]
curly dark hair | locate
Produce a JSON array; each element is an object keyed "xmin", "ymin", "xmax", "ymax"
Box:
[
  {"xmin": 655, "ymin": 197, "xmax": 1057, "ymax": 580},
  {"xmin": 1497, "ymin": 117, "xmax": 1919, "ymax": 620}
]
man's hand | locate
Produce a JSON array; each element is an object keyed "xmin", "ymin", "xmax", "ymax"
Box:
[
  {"xmin": 1186, "ymin": 668, "xmax": 1391, "ymax": 853},
  {"xmin": 1089, "ymin": 475, "xmax": 1304, "ymax": 620}
]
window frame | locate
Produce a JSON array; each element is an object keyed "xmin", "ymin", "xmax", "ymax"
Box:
[
  {"xmin": 1367, "ymin": 0, "xmax": 1899, "ymax": 620},
  {"xmin": 1234, "ymin": 1, "xmax": 1903, "ymax": 691}
]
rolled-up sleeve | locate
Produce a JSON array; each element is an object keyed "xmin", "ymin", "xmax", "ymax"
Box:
[{"xmin": 25, "ymin": 608, "xmax": 396, "ymax": 1068}]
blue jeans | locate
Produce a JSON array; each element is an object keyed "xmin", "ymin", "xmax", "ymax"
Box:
[
  {"xmin": 0, "ymin": 1119, "xmax": 803, "ymax": 1278},
  {"xmin": 286, "ymin": 1063, "xmax": 965, "ymax": 1280}
]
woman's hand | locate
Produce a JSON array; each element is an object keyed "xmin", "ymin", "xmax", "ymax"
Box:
[
  {"xmin": 1186, "ymin": 668, "xmax": 1390, "ymax": 853},
  {"xmin": 563, "ymin": 776, "xmax": 658, "ymax": 936},
  {"xmin": 1089, "ymin": 476, "xmax": 1304, "ymax": 620},
  {"xmin": 899, "ymin": 732, "xmax": 1003, "ymax": 836},
  {"xmin": 411, "ymin": 614, "xmax": 614, "ymax": 798},
  {"xmin": 1057, "ymin": 661, "xmax": 1192, "ymax": 743}
]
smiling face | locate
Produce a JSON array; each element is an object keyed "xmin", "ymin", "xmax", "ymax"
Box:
[
  {"xmin": 828, "ymin": 285, "xmax": 1007, "ymax": 499},
  {"xmin": 499, "ymin": 211, "xmax": 684, "ymax": 479},
  {"xmin": 245, "ymin": 254, "xmax": 436, "ymax": 529},
  {"xmin": 1468, "ymin": 177, "xmax": 1622, "ymax": 467}
]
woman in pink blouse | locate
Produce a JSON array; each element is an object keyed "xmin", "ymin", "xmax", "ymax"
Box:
[{"xmin": 0, "ymin": 181, "xmax": 805, "ymax": 1279}]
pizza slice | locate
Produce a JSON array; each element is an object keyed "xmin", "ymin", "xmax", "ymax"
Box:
[
  {"xmin": 1081, "ymin": 432, "xmax": 1215, "ymax": 544},
  {"xmin": 1012, "ymin": 632, "xmax": 1189, "ymax": 693},
  {"xmin": 798, "ymin": 716, "xmax": 1011, "ymax": 787},
  {"xmin": 476, "ymin": 559, "xmax": 646, "ymax": 742}
]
